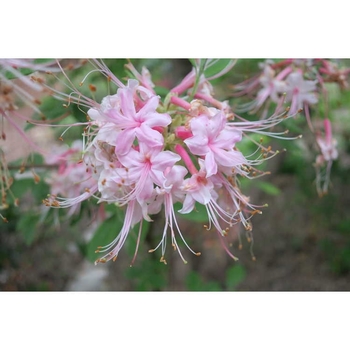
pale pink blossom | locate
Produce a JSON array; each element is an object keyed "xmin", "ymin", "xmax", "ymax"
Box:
[
  {"xmin": 116, "ymin": 143, "xmax": 181, "ymax": 203},
  {"xmin": 184, "ymin": 109, "xmax": 246, "ymax": 177},
  {"xmin": 44, "ymin": 141, "xmax": 98, "ymax": 216},
  {"xmin": 284, "ymin": 71, "xmax": 318, "ymax": 115},
  {"xmin": 315, "ymin": 119, "xmax": 338, "ymax": 196},
  {"xmin": 88, "ymin": 80, "xmax": 171, "ymax": 155},
  {"xmin": 316, "ymin": 119, "xmax": 338, "ymax": 162},
  {"xmin": 147, "ymin": 165, "xmax": 200, "ymax": 264},
  {"xmin": 255, "ymin": 65, "xmax": 290, "ymax": 108}
]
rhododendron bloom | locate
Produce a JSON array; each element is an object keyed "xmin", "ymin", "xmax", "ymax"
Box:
[
  {"xmin": 116, "ymin": 143, "xmax": 181, "ymax": 203},
  {"xmin": 184, "ymin": 109, "xmax": 246, "ymax": 177},
  {"xmin": 257, "ymin": 65, "xmax": 287, "ymax": 105},
  {"xmin": 315, "ymin": 119, "xmax": 338, "ymax": 196},
  {"xmin": 37, "ymin": 58, "xmax": 304, "ymax": 265},
  {"xmin": 284, "ymin": 71, "xmax": 318, "ymax": 115},
  {"xmin": 316, "ymin": 119, "xmax": 338, "ymax": 162},
  {"xmin": 88, "ymin": 79, "xmax": 171, "ymax": 155}
]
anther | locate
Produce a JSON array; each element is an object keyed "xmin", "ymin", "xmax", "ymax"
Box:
[{"xmin": 34, "ymin": 175, "xmax": 40, "ymax": 183}]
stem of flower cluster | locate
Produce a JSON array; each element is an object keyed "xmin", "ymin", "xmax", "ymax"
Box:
[{"xmin": 174, "ymin": 144, "xmax": 198, "ymax": 175}]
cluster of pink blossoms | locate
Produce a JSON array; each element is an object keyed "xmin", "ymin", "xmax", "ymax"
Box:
[
  {"xmin": 0, "ymin": 59, "xmax": 83, "ymax": 220},
  {"xmin": 233, "ymin": 59, "xmax": 350, "ymax": 196},
  {"xmin": 0, "ymin": 59, "xmax": 54, "ymax": 219},
  {"xmin": 41, "ymin": 59, "xmax": 299, "ymax": 265},
  {"xmin": 43, "ymin": 140, "xmax": 96, "ymax": 218}
]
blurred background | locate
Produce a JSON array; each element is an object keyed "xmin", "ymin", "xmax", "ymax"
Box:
[{"xmin": 1, "ymin": 58, "xmax": 350, "ymax": 291}]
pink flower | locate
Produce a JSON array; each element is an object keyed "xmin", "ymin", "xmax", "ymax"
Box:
[
  {"xmin": 255, "ymin": 65, "xmax": 290, "ymax": 108},
  {"xmin": 179, "ymin": 159, "xmax": 216, "ymax": 214},
  {"xmin": 88, "ymin": 79, "xmax": 171, "ymax": 155},
  {"xmin": 43, "ymin": 141, "xmax": 98, "ymax": 217},
  {"xmin": 284, "ymin": 71, "xmax": 318, "ymax": 115},
  {"xmin": 316, "ymin": 119, "xmax": 338, "ymax": 162},
  {"xmin": 184, "ymin": 109, "xmax": 246, "ymax": 177},
  {"xmin": 116, "ymin": 143, "xmax": 181, "ymax": 203},
  {"xmin": 315, "ymin": 119, "xmax": 338, "ymax": 196},
  {"xmin": 147, "ymin": 165, "xmax": 200, "ymax": 264}
]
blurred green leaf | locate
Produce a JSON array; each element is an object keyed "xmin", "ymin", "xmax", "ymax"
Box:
[
  {"xmin": 203, "ymin": 59, "xmax": 235, "ymax": 79},
  {"xmin": 4, "ymin": 68, "xmax": 33, "ymax": 80},
  {"xmin": 17, "ymin": 213, "xmax": 41, "ymax": 245},
  {"xmin": 85, "ymin": 213, "xmax": 124, "ymax": 262},
  {"xmin": 9, "ymin": 177, "xmax": 49, "ymax": 205},
  {"xmin": 336, "ymin": 219, "xmax": 350, "ymax": 235},
  {"xmin": 154, "ymin": 86, "xmax": 170, "ymax": 98},
  {"xmin": 255, "ymin": 181, "xmax": 281, "ymax": 196},
  {"xmin": 173, "ymin": 202, "xmax": 208, "ymax": 223},
  {"xmin": 186, "ymin": 271, "xmax": 221, "ymax": 291},
  {"xmin": 125, "ymin": 258, "xmax": 168, "ymax": 290},
  {"xmin": 34, "ymin": 95, "xmax": 71, "ymax": 122},
  {"xmin": 226, "ymin": 264, "xmax": 246, "ymax": 290},
  {"xmin": 124, "ymin": 220, "xmax": 151, "ymax": 257}
]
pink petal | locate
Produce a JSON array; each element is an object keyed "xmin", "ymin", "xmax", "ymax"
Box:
[{"xmin": 204, "ymin": 151, "xmax": 218, "ymax": 177}]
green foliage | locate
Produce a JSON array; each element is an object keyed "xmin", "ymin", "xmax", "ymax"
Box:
[
  {"xmin": 85, "ymin": 213, "xmax": 124, "ymax": 263},
  {"xmin": 124, "ymin": 220, "xmax": 151, "ymax": 257},
  {"xmin": 173, "ymin": 202, "xmax": 208, "ymax": 223},
  {"xmin": 185, "ymin": 264, "xmax": 247, "ymax": 291},
  {"xmin": 185, "ymin": 271, "xmax": 221, "ymax": 291},
  {"xmin": 320, "ymin": 237, "xmax": 350, "ymax": 275},
  {"xmin": 226, "ymin": 264, "xmax": 246, "ymax": 290},
  {"xmin": 154, "ymin": 86, "xmax": 170, "ymax": 99},
  {"xmin": 16, "ymin": 212, "xmax": 41, "ymax": 245},
  {"xmin": 10, "ymin": 177, "xmax": 50, "ymax": 205},
  {"xmin": 4, "ymin": 68, "xmax": 33, "ymax": 80},
  {"xmin": 33, "ymin": 94, "xmax": 71, "ymax": 122},
  {"xmin": 202, "ymin": 59, "xmax": 235, "ymax": 80},
  {"xmin": 124, "ymin": 258, "xmax": 168, "ymax": 291},
  {"xmin": 255, "ymin": 181, "xmax": 281, "ymax": 196}
]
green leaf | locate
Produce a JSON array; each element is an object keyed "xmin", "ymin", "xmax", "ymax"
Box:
[
  {"xmin": 17, "ymin": 213, "xmax": 41, "ymax": 245},
  {"xmin": 186, "ymin": 271, "xmax": 221, "ymax": 291},
  {"xmin": 173, "ymin": 202, "xmax": 208, "ymax": 223},
  {"xmin": 255, "ymin": 181, "xmax": 281, "ymax": 196},
  {"xmin": 125, "ymin": 258, "xmax": 168, "ymax": 290},
  {"xmin": 4, "ymin": 68, "xmax": 34, "ymax": 80},
  {"xmin": 85, "ymin": 213, "xmax": 124, "ymax": 262},
  {"xmin": 124, "ymin": 219, "xmax": 151, "ymax": 257},
  {"xmin": 337, "ymin": 219, "xmax": 350, "ymax": 235},
  {"xmin": 33, "ymin": 95, "xmax": 71, "ymax": 122},
  {"xmin": 154, "ymin": 86, "xmax": 170, "ymax": 98},
  {"xmin": 226, "ymin": 264, "xmax": 246, "ymax": 290},
  {"xmin": 203, "ymin": 59, "xmax": 235, "ymax": 80},
  {"xmin": 188, "ymin": 58, "xmax": 197, "ymax": 68}
]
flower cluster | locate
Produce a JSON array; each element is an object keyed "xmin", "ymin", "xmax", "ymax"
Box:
[
  {"xmin": 43, "ymin": 140, "xmax": 97, "ymax": 218},
  {"xmin": 41, "ymin": 59, "xmax": 299, "ymax": 265},
  {"xmin": 0, "ymin": 59, "xmax": 50, "ymax": 218},
  {"xmin": 233, "ymin": 59, "xmax": 350, "ymax": 196},
  {"xmin": 0, "ymin": 59, "xmax": 82, "ymax": 215}
]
